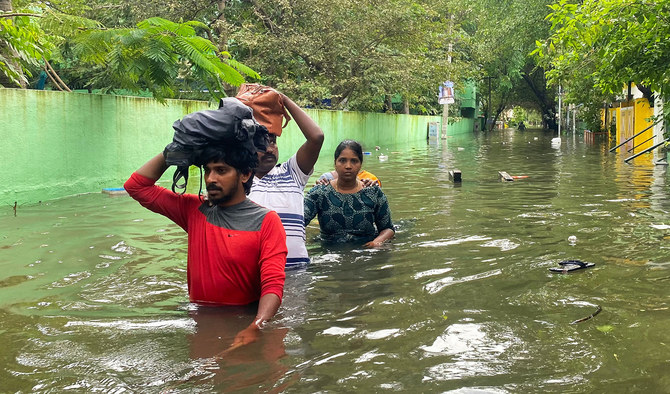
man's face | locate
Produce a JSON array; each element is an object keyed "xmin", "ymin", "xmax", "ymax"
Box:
[
  {"xmin": 256, "ymin": 134, "xmax": 279, "ymax": 175},
  {"xmin": 204, "ymin": 161, "xmax": 246, "ymax": 205}
]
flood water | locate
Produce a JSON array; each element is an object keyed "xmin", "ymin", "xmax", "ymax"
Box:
[{"xmin": 1, "ymin": 129, "xmax": 669, "ymax": 392}]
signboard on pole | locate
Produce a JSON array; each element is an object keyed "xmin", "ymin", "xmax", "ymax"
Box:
[{"xmin": 439, "ymin": 81, "xmax": 455, "ymax": 105}]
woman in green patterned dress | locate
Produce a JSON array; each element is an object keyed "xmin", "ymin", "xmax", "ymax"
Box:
[{"xmin": 304, "ymin": 140, "xmax": 395, "ymax": 247}]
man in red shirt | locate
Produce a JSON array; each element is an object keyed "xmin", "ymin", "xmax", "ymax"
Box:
[{"xmin": 124, "ymin": 144, "xmax": 287, "ymax": 347}]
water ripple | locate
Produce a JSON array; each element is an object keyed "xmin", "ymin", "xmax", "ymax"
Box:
[
  {"xmin": 64, "ymin": 318, "xmax": 195, "ymax": 331},
  {"xmin": 480, "ymin": 239, "xmax": 520, "ymax": 251},
  {"xmin": 417, "ymin": 235, "xmax": 491, "ymax": 248},
  {"xmin": 424, "ymin": 269, "xmax": 503, "ymax": 294},
  {"xmin": 322, "ymin": 327, "xmax": 356, "ymax": 336},
  {"xmin": 363, "ymin": 328, "xmax": 401, "ymax": 340}
]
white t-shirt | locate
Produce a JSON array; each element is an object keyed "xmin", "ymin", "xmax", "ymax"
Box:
[{"xmin": 249, "ymin": 154, "xmax": 312, "ymax": 267}]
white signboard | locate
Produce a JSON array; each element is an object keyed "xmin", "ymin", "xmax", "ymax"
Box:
[{"xmin": 439, "ymin": 81, "xmax": 455, "ymax": 105}]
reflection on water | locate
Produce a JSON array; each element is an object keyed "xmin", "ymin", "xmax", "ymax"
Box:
[{"xmin": 1, "ymin": 129, "xmax": 670, "ymax": 392}]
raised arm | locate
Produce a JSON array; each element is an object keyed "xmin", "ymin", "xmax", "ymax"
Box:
[
  {"xmin": 135, "ymin": 153, "xmax": 169, "ymax": 180},
  {"xmin": 282, "ymin": 95, "xmax": 324, "ymax": 175}
]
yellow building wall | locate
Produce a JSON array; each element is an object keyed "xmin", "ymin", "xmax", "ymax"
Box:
[
  {"xmin": 633, "ymin": 98, "xmax": 654, "ymax": 153},
  {"xmin": 610, "ymin": 100, "xmax": 652, "ymax": 155},
  {"xmin": 607, "ymin": 107, "xmax": 622, "ymax": 147}
]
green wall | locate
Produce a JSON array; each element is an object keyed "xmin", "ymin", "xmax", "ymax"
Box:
[
  {"xmin": 1, "ymin": 89, "xmax": 207, "ymax": 206},
  {"xmin": 0, "ymin": 89, "xmax": 470, "ymax": 206},
  {"xmin": 446, "ymin": 118, "xmax": 475, "ymax": 135}
]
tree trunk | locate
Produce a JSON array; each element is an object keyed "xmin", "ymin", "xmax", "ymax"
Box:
[
  {"xmin": 384, "ymin": 95, "xmax": 393, "ymax": 113},
  {"xmin": 637, "ymin": 83, "xmax": 654, "ymax": 104},
  {"xmin": 0, "ymin": 0, "xmax": 28, "ymax": 88},
  {"xmin": 489, "ymin": 105, "xmax": 504, "ymax": 131},
  {"xmin": 214, "ymin": 0, "xmax": 227, "ymax": 50},
  {"xmin": 521, "ymin": 68, "xmax": 557, "ymax": 132},
  {"xmin": 403, "ymin": 98, "xmax": 409, "ymax": 114}
]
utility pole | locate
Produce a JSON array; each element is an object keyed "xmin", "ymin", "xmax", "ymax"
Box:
[
  {"xmin": 558, "ymin": 85, "xmax": 562, "ymax": 137},
  {"xmin": 441, "ymin": 97, "xmax": 449, "ymax": 139},
  {"xmin": 441, "ymin": 15, "xmax": 454, "ymax": 140},
  {"xmin": 488, "ymin": 77, "xmax": 492, "ymax": 130},
  {"xmin": 482, "ymin": 76, "xmax": 495, "ymax": 131},
  {"xmin": 552, "ymin": 85, "xmax": 562, "ymax": 145}
]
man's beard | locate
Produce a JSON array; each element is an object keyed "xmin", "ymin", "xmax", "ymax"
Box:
[{"xmin": 206, "ymin": 182, "xmax": 239, "ymax": 206}]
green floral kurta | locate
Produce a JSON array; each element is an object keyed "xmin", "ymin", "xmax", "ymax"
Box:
[{"xmin": 304, "ymin": 184, "xmax": 394, "ymax": 243}]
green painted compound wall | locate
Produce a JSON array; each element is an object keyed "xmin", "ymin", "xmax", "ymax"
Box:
[
  {"xmin": 0, "ymin": 89, "xmax": 470, "ymax": 206},
  {"xmin": 1, "ymin": 89, "xmax": 207, "ymax": 206}
]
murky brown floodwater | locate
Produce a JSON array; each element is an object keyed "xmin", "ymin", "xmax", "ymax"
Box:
[{"xmin": 1, "ymin": 129, "xmax": 669, "ymax": 392}]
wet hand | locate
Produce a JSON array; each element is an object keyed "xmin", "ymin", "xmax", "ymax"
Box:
[
  {"xmin": 315, "ymin": 178, "xmax": 329, "ymax": 185},
  {"xmin": 364, "ymin": 240, "xmax": 383, "ymax": 248},
  {"xmin": 360, "ymin": 178, "xmax": 380, "ymax": 188},
  {"xmin": 232, "ymin": 323, "xmax": 261, "ymax": 347}
]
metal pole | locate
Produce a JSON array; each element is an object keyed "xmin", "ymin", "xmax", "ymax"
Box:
[
  {"xmin": 488, "ymin": 77, "xmax": 492, "ymax": 130},
  {"xmin": 558, "ymin": 85, "xmax": 562, "ymax": 137},
  {"xmin": 625, "ymin": 138, "xmax": 670, "ymax": 163},
  {"xmin": 441, "ymin": 15, "xmax": 453, "ymax": 140},
  {"xmin": 441, "ymin": 102, "xmax": 448, "ymax": 139}
]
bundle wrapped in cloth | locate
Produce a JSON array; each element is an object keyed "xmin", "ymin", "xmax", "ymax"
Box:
[
  {"xmin": 235, "ymin": 83, "xmax": 291, "ymax": 136},
  {"xmin": 163, "ymin": 97, "xmax": 269, "ymax": 193}
]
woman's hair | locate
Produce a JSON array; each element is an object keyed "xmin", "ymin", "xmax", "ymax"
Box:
[
  {"xmin": 334, "ymin": 140, "xmax": 363, "ymax": 162},
  {"xmin": 195, "ymin": 145, "xmax": 258, "ymax": 194}
]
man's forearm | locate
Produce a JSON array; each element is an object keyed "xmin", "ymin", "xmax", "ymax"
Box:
[
  {"xmin": 135, "ymin": 153, "xmax": 169, "ymax": 180},
  {"xmin": 283, "ymin": 95, "xmax": 324, "ymax": 174},
  {"xmin": 283, "ymin": 96, "xmax": 324, "ymax": 144},
  {"xmin": 252, "ymin": 293, "xmax": 281, "ymax": 328},
  {"xmin": 231, "ymin": 293, "xmax": 281, "ymax": 347}
]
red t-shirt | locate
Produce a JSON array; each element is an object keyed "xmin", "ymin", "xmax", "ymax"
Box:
[{"xmin": 124, "ymin": 172, "xmax": 287, "ymax": 306}]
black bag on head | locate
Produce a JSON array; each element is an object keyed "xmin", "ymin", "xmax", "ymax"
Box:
[{"xmin": 163, "ymin": 97, "xmax": 269, "ymax": 193}]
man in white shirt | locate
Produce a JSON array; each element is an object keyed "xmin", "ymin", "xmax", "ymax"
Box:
[{"xmin": 248, "ymin": 94, "xmax": 324, "ymax": 268}]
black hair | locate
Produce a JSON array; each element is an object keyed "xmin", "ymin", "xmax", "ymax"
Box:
[
  {"xmin": 194, "ymin": 145, "xmax": 258, "ymax": 194},
  {"xmin": 334, "ymin": 140, "xmax": 363, "ymax": 163}
]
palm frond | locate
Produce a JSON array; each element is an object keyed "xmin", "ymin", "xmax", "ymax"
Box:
[
  {"xmin": 40, "ymin": 11, "xmax": 103, "ymax": 37},
  {"xmin": 137, "ymin": 17, "xmax": 180, "ymax": 31},
  {"xmin": 174, "ymin": 23, "xmax": 197, "ymax": 38},
  {"xmin": 209, "ymin": 56, "xmax": 246, "ymax": 86},
  {"xmin": 172, "ymin": 35, "xmax": 218, "ymax": 74},
  {"xmin": 184, "ymin": 20, "xmax": 210, "ymax": 31},
  {"xmin": 183, "ymin": 36, "xmax": 218, "ymax": 55},
  {"xmin": 227, "ymin": 58, "xmax": 260, "ymax": 79}
]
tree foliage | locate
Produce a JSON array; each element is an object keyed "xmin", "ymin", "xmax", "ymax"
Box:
[
  {"xmin": 219, "ymin": 0, "xmax": 456, "ymax": 112},
  {"xmin": 1, "ymin": 1, "xmax": 257, "ymax": 101},
  {"xmin": 537, "ymin": 0, "xmax": 670, "ymax": 96},
  {"xmin": 9, "ymin": 0, "xmax": 628, "ymax": 125},
  {"xmin": 535, "ymin": 0, "xmax": 670, "ymax": 129},
  {"xmin": 450, "ymin": 0, "xmax": 558, "ymax": 130},
  {"xmin": 72, "ymin": 17, "xmax": 258, "ymax": 100},
  {"xmin": 79, "ymin": 0, "xmax": 462, "ymax": 113}
]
